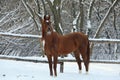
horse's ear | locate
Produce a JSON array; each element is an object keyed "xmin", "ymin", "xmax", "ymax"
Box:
[{"xmin": 44, "ymin": 14, "xmax": 50, "ymax": 20}]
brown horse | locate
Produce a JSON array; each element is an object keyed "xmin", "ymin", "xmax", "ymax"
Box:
[{"xmin": 41, "ymin": 14, "xmax": 90, "ymax": 76}]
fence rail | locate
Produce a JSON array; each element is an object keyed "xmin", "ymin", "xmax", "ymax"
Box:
[
  {"xmin": 0, "ymin": 32, "xmax": 120, "ymax": 43},
  {"xmin": 0, "ymin": 32, "xmax": 41, "ymax": 38},
  {"xmin": 0, "ymin": 55, "xmax": 119, "ymax": 64}
]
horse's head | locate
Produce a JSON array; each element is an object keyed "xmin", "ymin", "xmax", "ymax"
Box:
[
  {"xmin": 44, "ymin": 15, "xmax": 51, "ymax": 26},
  {"xmin": 44, "ymin": 15, "xmax": 53, "ymax": 32},
  {"xmin": 41, "ymin": 14, "xmax": 53, "ymax": 40}
]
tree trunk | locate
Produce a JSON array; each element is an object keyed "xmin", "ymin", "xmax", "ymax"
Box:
[
  {"xmin": 46, "ymin": 0, "xmax": 63, "ymax": 34},
  {"xmin": 79, "ymin": 0, "xmax": 84, "ymax": 32},
  {"xmin": 86, "ymin": 0, "xmax": 95, "ymax": 35}
]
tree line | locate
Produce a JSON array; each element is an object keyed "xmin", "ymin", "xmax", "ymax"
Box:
[{"xmin": 0, "ymin": 0, "xmax": 120, "ymax": 60}]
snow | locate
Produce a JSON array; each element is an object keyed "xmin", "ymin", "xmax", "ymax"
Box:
[
  {"xmin": 87, "ymin": 20, "xmax": 91, "ymax": 29},
  {"xmin": 56, "ymin": 6, "xmax": 59, "ymax": 10},
  {"xmin": 0, "ymin": 59, "xmax": 120, "ymax": 80},
  {"xmin": 59, "ymin": 23, "xmax": 64, "ymax": 33},
  {"xmin": 50, "ymin": 0, "xmax": 54, "ymax": 5},
  {"xmin": 72, "ymin": 12, "xmax": 80, "ymax": 25},
  {"xmin": 72, "ymin": 18, "xmax": 77, "ymax": 32}
]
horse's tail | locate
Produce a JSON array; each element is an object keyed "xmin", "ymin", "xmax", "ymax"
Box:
[
  {"xmin": 84, "ymin": 39, "xmax": 90, "ymax": 72},
  {"xmin": 87, "ymin": 40, "xmax": 90, "ymax": 63}
]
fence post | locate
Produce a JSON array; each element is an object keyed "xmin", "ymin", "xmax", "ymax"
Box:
[{"xmin": 60, "ymin": 62, "xmax": 64, "ymax": 73}]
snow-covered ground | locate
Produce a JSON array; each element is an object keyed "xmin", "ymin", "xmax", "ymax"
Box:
[{"xmin": 0, "ymin": 59, "xmax": 120, "ymax": 80}]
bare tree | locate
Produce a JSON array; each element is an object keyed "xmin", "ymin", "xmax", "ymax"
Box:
[
  {"xmin": 0, "ymin": 0, "xmax": 120, "ymax": 59},
  {"xmin": 86, "ymin": 0, "xmax": 95, "ymax": 35},
  {"xmin": 90, "ymin": 0, "xmax": 118, "ymax": 54},
  {"xmin": 46, "ymin": 0, "xmax": 63, "ymax": 34}
]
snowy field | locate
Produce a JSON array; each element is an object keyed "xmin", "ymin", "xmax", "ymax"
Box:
[{"xmin": 0, "ymin": 59, "xmax": 120, "ymax": 80}]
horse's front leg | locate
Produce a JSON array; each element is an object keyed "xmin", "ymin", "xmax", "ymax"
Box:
[
  {"xmin": 47, "ymin": 55, "xmax": 53, "ymax": 76},
  {"xmin": 53, "ymin": 55, "xmax": 58, "ymax": 76}
]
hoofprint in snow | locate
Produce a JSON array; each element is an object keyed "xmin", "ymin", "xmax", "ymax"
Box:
[{"xmin": 0, "ymin": 59, "xmax": 120, "ymax": 80}]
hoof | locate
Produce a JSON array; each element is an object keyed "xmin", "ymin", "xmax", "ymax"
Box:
[
  {"xmin": 79, "ymin": 70, "xmax": 82, "ymax": 74},
  {"xmin": 54, "ymin": 75, "xmax": 57, "ymax": 77},
  {"xmin": 50, "ymin": 74, "xmax": 53, "ymax": 76},
  {"xmin": 86, "ymin": 71, "xmax": 89, "ymax": 75}
]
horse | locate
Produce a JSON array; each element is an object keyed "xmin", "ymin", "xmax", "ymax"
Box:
[{"xmin": 41, "ymin": 14, "xmax": 90, "ymax": 76}]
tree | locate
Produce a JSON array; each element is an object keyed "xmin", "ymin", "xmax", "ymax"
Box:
[
  {"xmin": 46, "ymin": 0, "xmax": 63, "ymax": 34},
  {"xmin": 90, "ymin": 0, "xmax": 119, "ymax": 55}
]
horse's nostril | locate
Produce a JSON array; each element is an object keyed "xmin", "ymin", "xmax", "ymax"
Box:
[{"xmin": 48, "ymin": 27, "xmax": 50, "ymax": 31}]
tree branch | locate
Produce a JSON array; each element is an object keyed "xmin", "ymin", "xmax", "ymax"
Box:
[
  {"xmin": 93, "ymin": 0, "xmax": 118, "ymax": 38},
  {"xmin": 90, "ymin": 0, "xmax": 118, "ymax": 54}
]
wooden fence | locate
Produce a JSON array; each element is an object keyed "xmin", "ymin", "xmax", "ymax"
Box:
[{"xmin": 0, "ymin": 32, "xmax": 120, "ymax": 72}]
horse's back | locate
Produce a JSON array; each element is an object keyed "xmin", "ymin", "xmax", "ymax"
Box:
[
  {"xmin": 63, "ymin": 32, "xmax": 88, "ymax": 45},
  {"xmin": 57, "ymin": 32, "xmax": 89, "ymax": 54}
]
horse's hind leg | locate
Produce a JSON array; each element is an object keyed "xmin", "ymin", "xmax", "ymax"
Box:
[
  {"xmin": 47, "ymin": 55, "xmax": 53, "ymax": 76},
  {"xmin": 80, "ymin": 51, "xmax": 89, "ymax": 73},
  {"xmin": 74, "ymin": 50, "xmax": 82, "ymax": 73}
]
